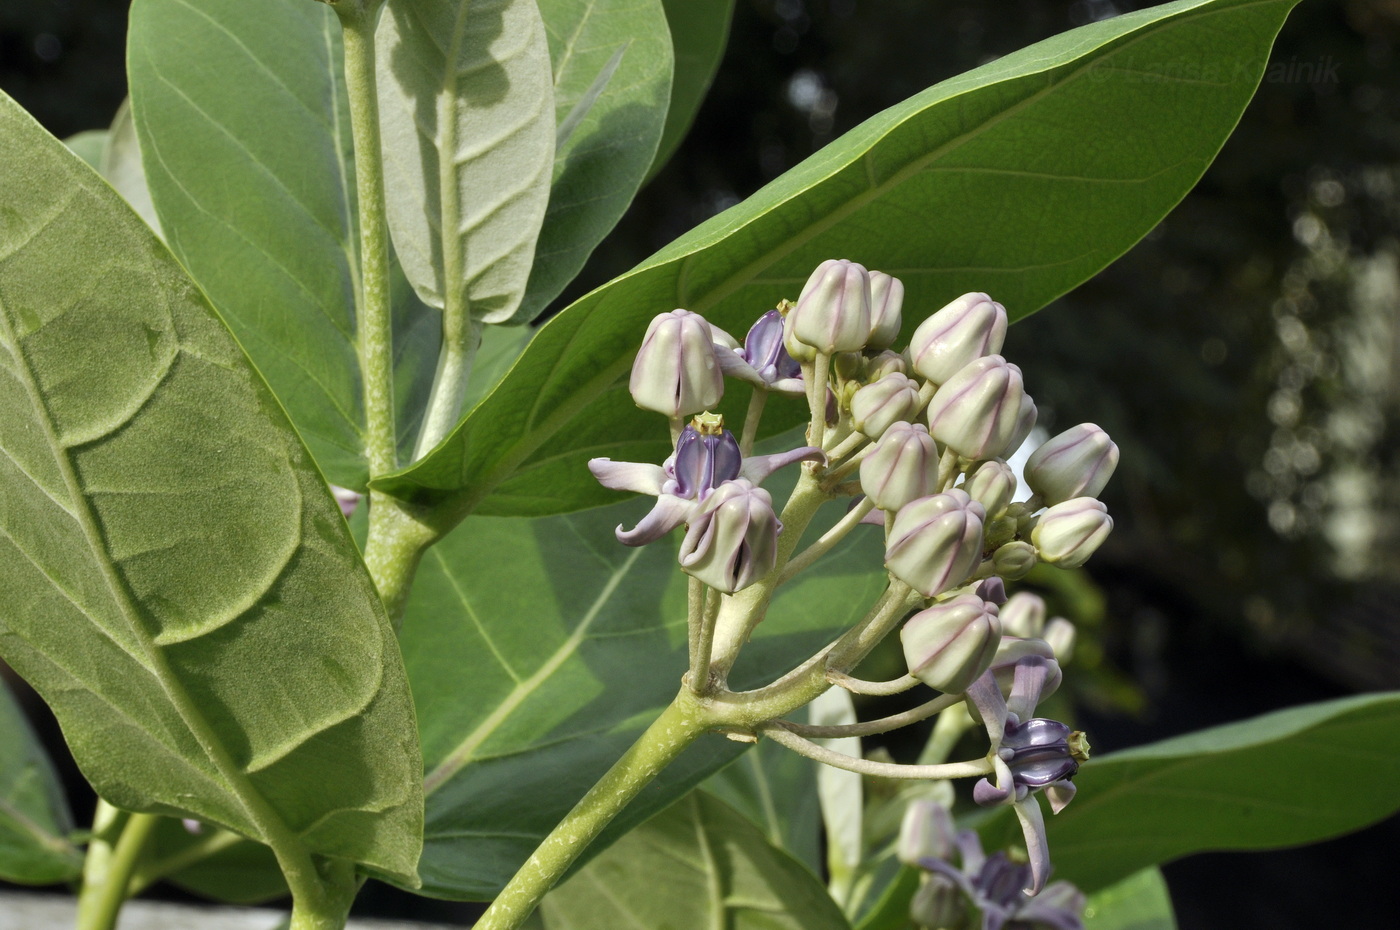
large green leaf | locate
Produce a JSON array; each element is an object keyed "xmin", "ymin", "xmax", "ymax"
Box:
[
  {"xmin": 0, "ymin": 678, "xmax": 82, "ymax": 884},
  {"xmin": 703, "ymin": 707, "xmax": 822, "ymax": 873},
  {"xmin": 0, "ymin": 93, "xmax": 422, "ymax": 883},
  {"xmin": 400, "ymin": 487, "xmax": 889, "ymax": 898},
  {"xmin": 652, "ymin": 0, "xmax": 735, "ymax": 176},
  {"xmin": 127, "ymin": 0, "xmax": 439, "ymax": 488},
  {"xmin": 518, "ymin": 0, "xmax": 672, "ymax": 321},
  {"xmin": 540, "ymin": 791, "xmax": 852, "ymax": 930},
  {"xmin": 1084, "ymin": 867, "xmax": 1177, "ymax": 930},
  {"xmin": 374, "ymin": 0, "xmax": 1301, "ymax": 518},
  {"xmin": 986, "ymin": 692, "xmax": 1400, "ymax": 893},
  {"xmin": 377, "ymin": 0, "xmax": 555, "ymax": 326}
]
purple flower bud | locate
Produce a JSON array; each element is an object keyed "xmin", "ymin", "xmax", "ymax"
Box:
[
  {"xmin": 1032, "ymin": 497, "xmax": 1113, "ymax": 568},
  {"xmin": 909, "ymin": 292, "xmax": 1008, "ymax": 385},
  {"xmin": 885, "ymin": 490, "xmax": 986, "ymax": 597},
  {"xmin": 999, "ymin": 591, "xmax": 1047, "ymax": 639},
  {"xmin": 991, "ymin": 541, "xmax": 1037, "ymax": 580},
  {"xmin": 1043, "ymin": 618, "xmax": 1076, "ymax": 664},
  {"xmin": 1025, "ymin": 423, "xmax": 1119, "ymax": 505},
  {"xmin": 962, "ymin": 458, "xmax": 1017, "ymax": 519},
  {"xmin": 851, "ymin": 373, "xmax": 921, "ymax": 439},
  {"xmin": 678, "ymin": 479, "xmax": 780, "ymax": 593},
  {"xmin": 786, "ymin": 259, "xmax": 872, "ymax": 355},
  {"xmin": 865, "ymin": 349, "xmax": 908, "ymax": 381},
  {"xmin": 671, "ymin": 416, "xmax": 742, "ymax": 500},
  {"xmin": 925, "ymin": 356, "xmax": 1026, "ymax": 461},
  {"xmin": 901, "ymin": 594, "xmax": 1001, "ymax": 694},
  {"xmin": 866, "ymin": 270, "xmax": 904, "ymax": 350},
  {"xmin": 629, "ymin": 309, "xmax": 725, "ymax": 417},
  {"xmin": 898, "ymin": 799, "xmax": 957, "ymax": 867},
  {"xmin": 860, "ymin": 422, "xmax": 940, "ymax": 512},
  {"xmin": 719, "ymin": 308, "xmax": 806, "ymax": 395}
]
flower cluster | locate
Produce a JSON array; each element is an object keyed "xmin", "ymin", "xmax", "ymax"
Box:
[{"xmin": 589, "ymin": 258, "xmax": 1118, "ymax": 896}]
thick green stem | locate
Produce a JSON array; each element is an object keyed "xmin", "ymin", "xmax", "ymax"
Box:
[
  {"xmin": 363, "ymin": 492, "xmax": 441, "ymax": 631},
  {"xmin": 340, "ymin": 5, "xmax": 396, "ymax": 480},
  {"xmin": 413, "ymin": 318, "xmax": 484, "ymax": 460},
  {"xmin": 474, "ymin": 693, "xmax": 714, "ymax": 930},
  {"xmin": 288, "ymin": 857, "xmax": 360, "ymax": 930},
  {"xmin": 76, "ymin": 807, "xmax": 159, "ymax": 930}
]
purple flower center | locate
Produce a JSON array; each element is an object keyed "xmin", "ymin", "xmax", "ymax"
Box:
[
  {"xmin": 742, "ymin": 310, "xmax": 802, "ymax": 382},
  {"xmin": 672, "ymin": 425, "xmax": 742, "ymax": 499},
  {"xmin": 1001, "ymin": 717, "xmax": 1079, "ymax": 788}
]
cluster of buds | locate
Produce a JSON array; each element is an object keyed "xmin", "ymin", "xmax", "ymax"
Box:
[{"xmin": 590, "ymin": 258, "xmax": 1118, "ymax": 896}]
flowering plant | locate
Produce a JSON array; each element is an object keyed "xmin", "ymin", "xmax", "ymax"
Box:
[{"xmin": 1, "ymin": 2, "xmax": 1395, "ymax": 930}]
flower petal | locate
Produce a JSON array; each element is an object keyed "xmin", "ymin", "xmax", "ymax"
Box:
[
  {"xmin": 1045, "ymin": 779, "xmax": 1077, "ymax": 815},
  {"xmin": 615, "ymin": 494, "xmax": 694, "ymax": 546},
  {"xmin": 1013, "ymin": 795, "xmax": 1052, "ymax": 894},
  {"xmin": 739, "ymin": 445, "xmax": 825, "ymax": 484},
  {"xmin": 589, "ymin": 459, "xmax": 668, "ymax": 495}
]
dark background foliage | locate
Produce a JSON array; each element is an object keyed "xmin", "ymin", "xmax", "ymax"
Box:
[{"xmin": 3, "ymin": 1, "xmax": 1398, "ymax": 926}]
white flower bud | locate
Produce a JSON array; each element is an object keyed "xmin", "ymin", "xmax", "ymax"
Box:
[
  {"xmin": 962, "ymin": 458, "xmax": 1017, "ymax": 519},
  {"xmin": 866, "ymin": 271, "xmax": 904, "ymax": 350},
  {"xmin": 909, "ymin": 292, "xmax": 1007, "ymax": 384},
  {"xmin": 678, "ymin": 480, "xmax": 780, "ymax": 593},
  {"xmin": 1032, "ymin": 497, "xmax": 1113, "ymax": 568},
  {"xmin": 1025, "ymin": 423, "xmax": 1119, "ymax": 505},
  {"xmin": 925, "ymin": 356, "xmax": 1026, "ymax": 460},
  {"xmin": 865, "ymin": 350, "xmax": 908, "ymax": 381},
  {"xmin": 850, "ymin": 373, "xmax": 921, "ymax": 439},
  {"xmin": 885, "ymin": 490, "xmax": 986, "ymax": 597},
  {"xmin": 1043, "ymin": 617, "xmax": 1076, "ymax": 663},
  {"xmin": 785, "ymin": 259, "xmax": 872, "ymax": 355},
  {"xmin": 860, "ymin": 422, "xmax": 939, "ymax": 512},
  {"xmin": 999, "ymin": 591, "xmax": 1048, "ymax": 639},
  {"xmin": 1005, "ymin": 392, "xmax": 1038, "ymax": 458},
  {"xmin": 901, "ymin": 594, "xmax": 1001, "ymax": 694},
  {"xmin": 629, "ymin": 308, "xmax": 724, "ymax": 417},
  {"xmin": 991, "ymin": 541, "xmax": 1037, "ymax": 580}
]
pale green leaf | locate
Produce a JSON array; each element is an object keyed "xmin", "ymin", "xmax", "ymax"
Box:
[
  {"xmin": 0, "ymin": 678, "xmax": 81, "ymax": 884},
  {"xmin": 652, "ymin": 0, "xmax": 735, "ymax": 175},
  {"xmin": 0, "ymin": 93, "xmax": 422, "ymax": 882},
  {"xmin": 517, "ymin": 0, "xmax": 672, "ymax": 321},
  {"xmin": 101, "ymin": 100, "xmax": 162, "ymax": 237},
  {"xmin": 400, "ymin": 481, "xmax": 888, "ymax": 898},
  {"xmin": 127, "ymin": 0, "xmax": 439, "ymax": 487},
  {"xmin": 373, "ymin": 0, "xmax": 1302, "ymax": 518},
  {"xmin": 811, "ymin": 688, "xmax": 863, "ymax": 883},
  {"xmin": 1084, "ymin": 868, "xmax": 1178, "ymax": 930},
  {"xmin": 377, "ymin": 0, "xmax": 555, "ymax": 325},
  {"xmin": 540, "ymin": 791, "xmax": 852, "ymax": 930},
  {"xmin": 62, "ymin": 130, "xmax": 107, "ymax": 170}
]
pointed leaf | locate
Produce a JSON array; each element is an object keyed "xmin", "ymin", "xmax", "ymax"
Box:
[
  {"xmin": 127, "ymin": 0, "xmax": 439, "ymax": 487},
  {"xmin": 540, "ymin": 791, "xmax": 852, "ymax": 930},
  {"xmin": 373, "ymin": 0, "xmax": 1302, "ymax": 518},
  {"xmin": 651, "ymin": 0, "xmax": 735, "ymax": 176},
  {"xmin": 514, "ymin": 0, "xmax": 671, "ymax": 322},
  {"xmin": 400, "ymin": 487, "xmax": 888, "ymax": 898},
  {"xmin": 0, "ymin": 94, "xmax": 422, "ymax": 882},
  {"xmin": 377, "ymin": 0, "xmax": 555, "ymax": 326},
  {"xmin": 982, "ymin": 692, "xmax": 1400, "ymax": 894},
  {"xmin": 0, "ymin": 679, "xmax": 81, "ymax": 884}
]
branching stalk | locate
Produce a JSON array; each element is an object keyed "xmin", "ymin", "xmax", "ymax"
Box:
[
  {"xmin": 760, "ymin": 724, "xmax": 992, "ymax": 780},
  {"xmin": 738, "ymin": 388, "xmax": 768, "ymax": 457},
  {"xmin": 780, "ymin": 497, "xmax": 875, "ymax": 583},
  {"xmin": 778, "ymin": 693, "xmax": 960, "ymax": 738},
  {"xmin": 77, "ymin": 806, "xmax": 158, "ymax": 930},
  {"xmin": 689, "ymin": 587, "xmax": 722, "ymax": 694},
  {"xmin": 827, "ymin": 670, "xmax": 922, "ymax": 696}
]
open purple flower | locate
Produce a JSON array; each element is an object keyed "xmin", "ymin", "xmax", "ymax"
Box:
[
  {"xmin": 964, "ymin": 655, "xmax": 1088, "ymax": 893},
  {"xmin": 912, "ymin": 821, "xmax": 1086, "ymax": 930},
  {"xmin": 588, "ymin": 413, "xmax": 822, "ymax": 545},
  {"xmin": 717, "ymin": 308, "xmax": 806, "ymax": 396}
]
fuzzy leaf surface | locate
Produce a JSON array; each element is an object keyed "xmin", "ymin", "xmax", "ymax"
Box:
[
  {"xmin": 517, "ymin": 0, "xmax": 672, "ymax": 321},
  {"xmin": 0, "ymin": 94, "xmax": 422, "ymax": 883},
  {"xmin": 374, "ymin": 0, "xmax": 1301, "ymax": 518},
  {"xmin": 540, "ymin": 791, "xmax": 851, "ymax": 930},
  {"xmin": 377, "ymin": 0, "xmax": 555, "ymax": 326},
  {"xmin": 127, "ymin": 0, "xmax": 439, "ymax": 487}
]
